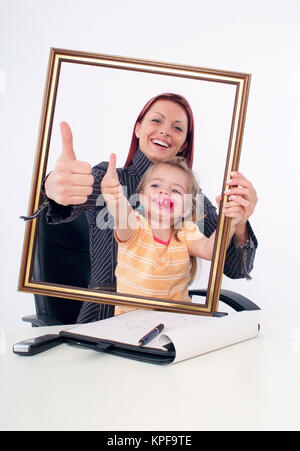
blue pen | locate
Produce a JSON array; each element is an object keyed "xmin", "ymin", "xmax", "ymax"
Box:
[{"xmin": 138, "ymin": 323, "xmax": 164, "ymax": 347}]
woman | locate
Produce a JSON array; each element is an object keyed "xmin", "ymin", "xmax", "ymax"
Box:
[{"xmin": 44, "ymin": 93, "xmax": 258, "ymax": 323}]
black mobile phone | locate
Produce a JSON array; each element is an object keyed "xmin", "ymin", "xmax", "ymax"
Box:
[{"xmin": 12, "ymin": 334, "xmax": 64, "ymax": 356}]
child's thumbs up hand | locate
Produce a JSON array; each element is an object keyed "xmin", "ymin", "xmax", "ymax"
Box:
[
  {"xmin": 101, "ymin": 153, "xmax": 123, "ymax": 203},
  {"xmin": 105, "ymin": 153, "xmax": 118, "ymax": 180}
]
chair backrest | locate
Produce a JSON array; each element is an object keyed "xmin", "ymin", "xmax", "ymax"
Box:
[{"xmin": 32, "ymin": 209, "xmax": 91, "ymax": 324}]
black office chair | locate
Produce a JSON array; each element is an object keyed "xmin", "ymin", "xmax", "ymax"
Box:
[
  {"xmin": 189, "ymin": 289, "xmax": 260, "ymax": 314},
  {"xmin": 23, "ymin": 208, "xmax": 259, "ymax": 327},
  {"xmin": 23, "ymin": 209, "xmax": 91, "ymax": 326}
]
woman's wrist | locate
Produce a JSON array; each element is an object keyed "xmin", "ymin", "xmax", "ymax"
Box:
[{"xmin": 234, "ymin": 221, "xmax": 249, "ymax": 246}]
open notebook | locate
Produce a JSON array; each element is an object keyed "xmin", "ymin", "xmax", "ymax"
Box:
[{"xmin": 60, "ymin": 309, "xmax": 260, "ymax": 364}]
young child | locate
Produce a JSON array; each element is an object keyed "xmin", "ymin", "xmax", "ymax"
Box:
[{"xmin": 101, "ymin": 154, "xmax": 244, "ymax": 315}]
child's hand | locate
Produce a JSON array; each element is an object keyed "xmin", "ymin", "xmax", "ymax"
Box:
[
  {"xmin": 101, "ymin": 153, "xmax": 123, "ymax": 203},
  {"xmin": 101, "ymin": 153, "xmax": 137, "ymax": 239}
]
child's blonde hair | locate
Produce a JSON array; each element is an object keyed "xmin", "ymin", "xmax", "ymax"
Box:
[{"xmin": 136, "ymin": 156, "xmax": 202, "ymax": 284}]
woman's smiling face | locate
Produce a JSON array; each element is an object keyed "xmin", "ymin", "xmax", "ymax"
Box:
[{"xmin": 135, "ymin": 100, "xmax": 188, "ymax": 162}]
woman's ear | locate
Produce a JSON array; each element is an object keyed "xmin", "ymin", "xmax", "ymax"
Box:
[
  {"xmin": 179, "ymin": 140, "xmax": 188, "ymax": 153},
  {"xmin": 176, "ymin": 140, "xmax": 188, "ymax": 158},
  {"xmin": 135, "ymin": 122, "xmax": 141, "ymax": 139}
]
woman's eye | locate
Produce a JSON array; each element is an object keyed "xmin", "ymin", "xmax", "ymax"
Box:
[
  {"xmin": 172, "ymin": 189, "xmax": 181, "ymax": 194},
  {"xmin": 151, "ymin": 118, "xmax": 160, "ymax": 124},
  {"xmin": 150, "ymin": 184, "xmax": 159, "ymax": 188},
  {"xmin": 174, "ymin": 126, "xmax": 183, "ymax": 132}
]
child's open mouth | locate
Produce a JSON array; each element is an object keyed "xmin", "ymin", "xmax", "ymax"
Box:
[{"xmin": 153, "ymin": 195, "xmax": 175, "ymax": 213}]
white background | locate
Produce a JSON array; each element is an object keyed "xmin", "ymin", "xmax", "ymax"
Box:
[{"xmin": 0, "ymin": 0, "xmax": 299, "ymax": 330}]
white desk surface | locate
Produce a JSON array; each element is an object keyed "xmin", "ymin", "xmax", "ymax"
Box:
[{"xmin": 1, "ymin": 307, "xmax": 300, "ymax": 431}]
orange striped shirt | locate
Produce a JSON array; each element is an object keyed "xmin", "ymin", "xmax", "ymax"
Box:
[{"xmin": 114, "ymin": 212, "xmax": 204, "ymax": 315}]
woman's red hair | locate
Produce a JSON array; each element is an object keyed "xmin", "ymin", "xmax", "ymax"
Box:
[{"xmin": 124, "ymin": 93, "xmax": 194, "ymax": 168}]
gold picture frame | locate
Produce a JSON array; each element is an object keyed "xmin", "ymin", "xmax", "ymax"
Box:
[{"xmin": 18, "ymin": 48, "xmax": 251, "ymax": 316}]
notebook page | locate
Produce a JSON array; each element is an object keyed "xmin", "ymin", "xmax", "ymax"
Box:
[
  {"xmin": 64, "ymin": 309, "xmax": 260, "ymax": 362},
  {"xmin": 164, "ymin": 310, "xmax": 260, "ymax": 363},
  {"xmin": 64, "ymin": 309, "xmax": 200, "ymax": 351}
]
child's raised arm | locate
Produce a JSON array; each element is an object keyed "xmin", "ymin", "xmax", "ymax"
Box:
[
  {"xmin": 189, "ymin": 227, "xmax": 236, "ymax": 261},
  {"xmin": 190, "ymin": 196, "xmax": 244, "ymax": 260},
  {"xmin": 101, "ymin": 153, "xmax": 137, "ymax": 242}
]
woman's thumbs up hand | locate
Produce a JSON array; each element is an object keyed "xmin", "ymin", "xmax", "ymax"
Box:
[{"xmin": 45, "ymin": 122, "xmax": 94, "ymax": 206}]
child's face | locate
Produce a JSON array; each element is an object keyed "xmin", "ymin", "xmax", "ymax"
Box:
[{"xmin": 141, "ymin": 165, "xmax": 191, "ymax": 227}]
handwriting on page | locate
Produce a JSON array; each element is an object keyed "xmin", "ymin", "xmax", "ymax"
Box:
[{"xmin": 67, "ymin": 309, "xmax": 203, "ymax": 350}]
